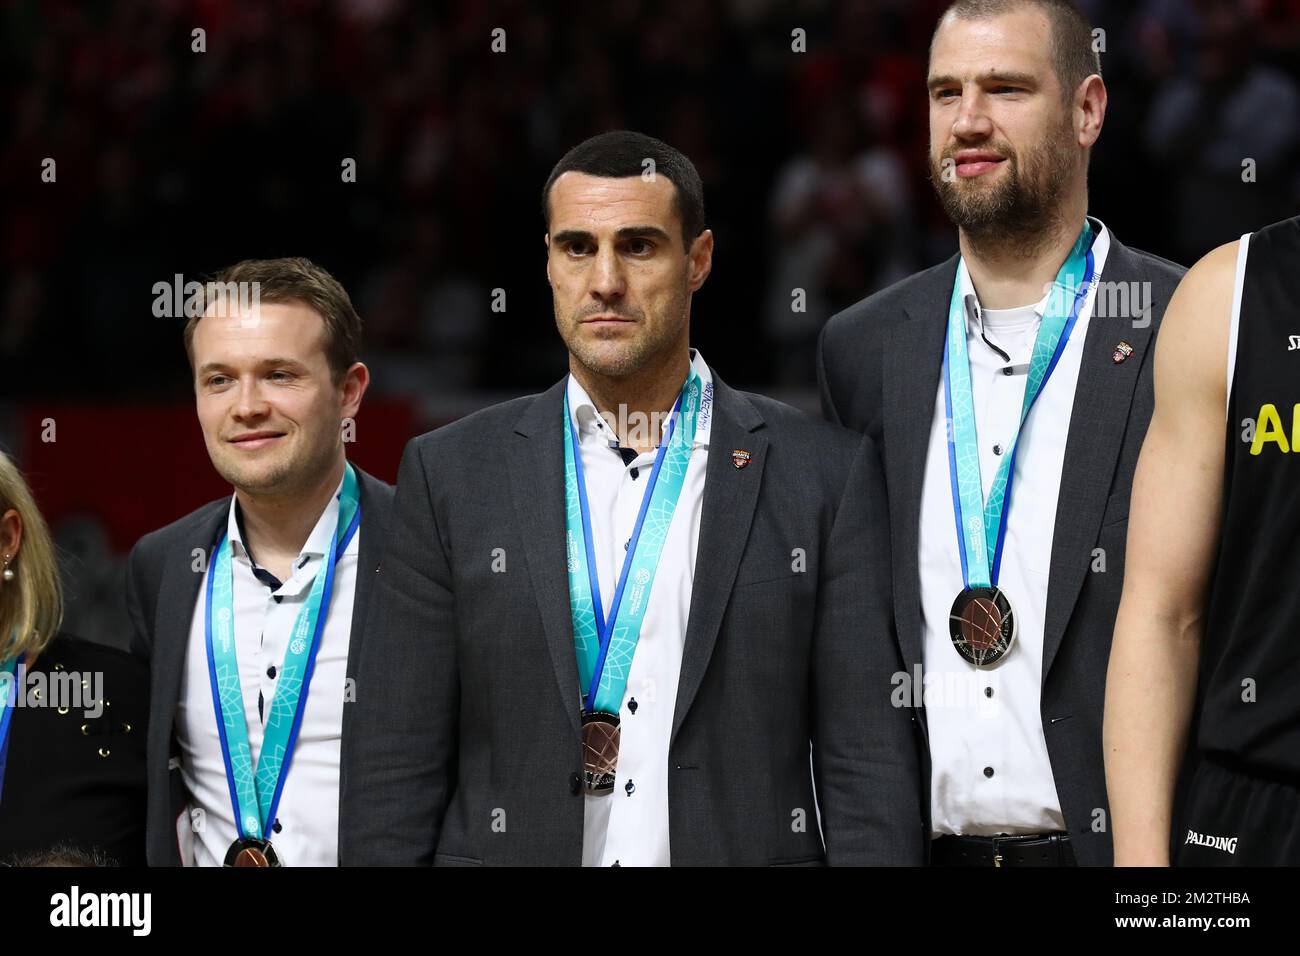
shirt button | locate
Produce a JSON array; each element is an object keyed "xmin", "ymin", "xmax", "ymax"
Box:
[
  {"xmin": 569, "ymin": 772, "xmax": 582, "ymax": 795},
  {"xmin": 1002, "ymin": 367, "xmax": 1014, "ymax": 376},
  {"xmin": 625, "ymin": 779, "xmax": 635, "ymax": 796},
  {"xmin": 628, "ymin": 697, "xmax": 638, "ymax": 714},
  {"xmin": 984, "ymin": 766, "xmax": 995, "ymax": 778},
  {"xmin": 624, "ymin": 539, "xmax": 630, "ymax": 551},
  {"xmin": 984, "ymin": 686, "xmax": 994, "ymax": 698},
  {"xmin": 267, "ymin": 666, "xmax": 277, "ymax": 679},
  {"xmin": 992, "ymin": 444, "xmax": 1003, "ymax": 456},
  {"xmin": 272, "ymin": 819, "xmax": 283, "ymax": 834}
]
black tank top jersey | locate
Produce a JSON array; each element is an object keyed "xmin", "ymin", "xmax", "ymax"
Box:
[{"xmin": 1198, "ymin": 215, "xmax": 1300, "ymax": 777}]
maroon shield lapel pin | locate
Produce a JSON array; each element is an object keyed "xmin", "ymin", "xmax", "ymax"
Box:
[
  {"xmin": 1112, "ymin": 340, "xmax": 1134, "ymax": 364},
  {"xmin": 731, "ymin": 449, "xmax": 751, "ymax": 469}
]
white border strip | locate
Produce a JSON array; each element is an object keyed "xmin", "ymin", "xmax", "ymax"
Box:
[{"xmin": 1226, "ymin": 232, "xmax": 1251, "ymax": 418}]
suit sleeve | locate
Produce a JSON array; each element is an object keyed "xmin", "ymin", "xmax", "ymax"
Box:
[
  {"xmin": 816, "ymin": 318, "xmax": 844, "ymax": 426},
  {"xmin": 812, "ymin": 433, "xmax": 924, "ymax": 864},
  {"xmin": 339, "ymin": 438, "xmax": 459, "ymax": 865},
  {"xmin": 124, "ymin": 543, "xmax": 153, "ymax": 660}
]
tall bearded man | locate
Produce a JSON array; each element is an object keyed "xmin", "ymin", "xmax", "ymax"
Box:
[{"xmin": 818, "ymin": 0, "xmax": 1185, "ymax": 866}]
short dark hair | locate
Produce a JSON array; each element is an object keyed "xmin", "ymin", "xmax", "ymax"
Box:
[
  {"xmin": 933, "ymin": 0, "xmax": 1102, "ymax": 101},
  {"xmin": 184, "ymin": 256, "xmax": 362, "ymax": 386},
  {"xmin": 541, "ymin": 130, "xmax": 706, "ymax": 247},
  {"xmin": 9, "ymin": 843, "xmax": 114, "ymax": 867}
]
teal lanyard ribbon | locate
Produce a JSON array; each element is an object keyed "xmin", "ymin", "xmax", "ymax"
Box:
[
  {"xmin": 564, "ymin": 371, "xmax": 701, "ymax": 715},
  {"xmin": 942, "ymin": 221, "xmax": 1096, "ymax": 588},
  {"xmin": 204, "ymin": 463, "xmax": 360, "ymax": 841}
]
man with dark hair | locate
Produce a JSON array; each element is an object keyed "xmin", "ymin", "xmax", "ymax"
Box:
[
  {"xmin": 819, "ymin": 1, "xmax": 1185, "ymax": 866},
  {"xmin": 128, "ymin": 257, "xmax": 394, "ymax": 866},
  {"xmin": 341, "ymin": 130, "xmax": 920, "ymax": 866},
  {"xmin": 541, "ymin": 130, "xmax": 707, "ymax": 246}
]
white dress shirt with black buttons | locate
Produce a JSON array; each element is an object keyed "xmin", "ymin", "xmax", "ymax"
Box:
[
  {"xmin": 918, "ymin": 220, "xmax": 1111, "ymax": 837},
  {"xmin": 176, "ymin": 474, "xmax": 357, "ymax": 866},
  {"xmin": 570, "ymin": 348, "xmax": 713, "ymax": 867}
]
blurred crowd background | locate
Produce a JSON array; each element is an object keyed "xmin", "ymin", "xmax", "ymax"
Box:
[{"xmin": 1, "ymin": 0, "xmax": 1298, "ymax": 646}]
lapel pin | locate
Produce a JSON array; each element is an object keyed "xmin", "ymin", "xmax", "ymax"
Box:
[
  {"xmin": 731, "ymin": 449, "xmax": 752, "ymax": 469},
  {"xmin": 1112, "ymin": 340, "xmax": 1134, "ymax": 364}
]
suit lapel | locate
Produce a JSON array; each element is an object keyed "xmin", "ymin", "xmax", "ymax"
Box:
[
  {"xmin": 514, "ymin": 373, "xmax": 768, "ymax": 743},
  {"xmin": 154, "ymin": 503, "xmax": 228, "ymax": 760},
  {"xmin": 347, "ymin": 468, "xmax": 389, "ymax": 685},
  {"xmin": 670, "ymin": 374, "xmax": 767, "ymax": 743},
  {"xmin": 884, "ymin": 256, "xmax": 956, "ymax": 677},
  {"xmin": 510, "ymin": 379, "xmax": 583, "ymax": 736},
  {"xmin": 342, "ymin": 467, "xmax": 392, "ymax": 783},
  {"xmin": 1041, "ymin": 237, "xmax": 1155, "ymax": 678},
  {"xmin": 159, "ymin": 466, "xmax": 387, "ymax": 747}
]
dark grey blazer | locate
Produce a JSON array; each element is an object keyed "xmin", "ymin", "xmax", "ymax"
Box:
[
  {"xmin": 339, "ymin": 369, "xmax": 922, "ymax": 866},
  {"xmin": 125, "ymin": 465, "xmax": 394, "ymax": 866},
  {"xmin": 816, "ymin": 229, "xmax": 1185, "ymax": 866}
]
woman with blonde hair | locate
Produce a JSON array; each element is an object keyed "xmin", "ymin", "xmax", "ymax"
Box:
[{"xmin": 0, "ymin": 449, "xmax": 147, "ymax": 865}]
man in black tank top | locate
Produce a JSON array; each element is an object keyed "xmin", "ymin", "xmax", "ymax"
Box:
[{"xmin": 1105, "ymin": 215, "xmax": 1300, "ymax": 866}]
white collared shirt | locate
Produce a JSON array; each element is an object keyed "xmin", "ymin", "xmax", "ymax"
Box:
[
  {"xmin": 573, "ymin": 349, "xmax": 713, "ymax": 867},
  {"xmin": 918, "ymin": 219, "xmax": 1111, "ymax": 837},
  {"xmin": 176, "ymin": 473, "xmax": 358, "ymax": 866}
]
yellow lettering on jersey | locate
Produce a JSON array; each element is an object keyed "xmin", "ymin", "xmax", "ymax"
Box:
[{"xmin": 1250, "ymin": 403, "xmax": 1291, "ymax": 456}]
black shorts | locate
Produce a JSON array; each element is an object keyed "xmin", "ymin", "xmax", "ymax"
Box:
[{"xmin": 1176, "ymin": 756, "xmax": 1300, "ymax": 865}]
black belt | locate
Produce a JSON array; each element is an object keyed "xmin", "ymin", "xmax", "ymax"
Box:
[{"xmin": 930, "ymin": 832, "xmax": 1076, "ymax": 867}]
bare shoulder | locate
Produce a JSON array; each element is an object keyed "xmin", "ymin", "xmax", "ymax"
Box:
[
  {"xmin": 1154, "ymin": 238, "xmax": 1243, "ymax": 402},
  {"xmin": 1163, "ymin": 240, "xmax": 1241, "ymax": 338}
]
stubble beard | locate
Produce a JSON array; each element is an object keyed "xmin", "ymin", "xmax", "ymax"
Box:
[
  {"xmin": 211, "ymin": 426, "xmax": 339, "ymax": 500},
  {"xmin": 559, "ymin": 289, "xmax": 690, "ymax": 381}
]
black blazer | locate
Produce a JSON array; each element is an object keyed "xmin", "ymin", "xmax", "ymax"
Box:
[
  {"xmin": 817, "ymin": 228, "xmax": 1186, "ymax": 865},
  {"xmin": 0, "ymin": 633, "xmax": 148, "ymax": 866},
  {"xmin": 125, "ymin": 465, "xmax": 393, "ymax": 866},
  {"xmin": 340, "ymin": 369, "xmax": 922, "ymax": 866}
]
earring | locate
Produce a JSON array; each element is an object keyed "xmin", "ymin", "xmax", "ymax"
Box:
[{"xmin": 2, "ymin": 556, "xmax": 12, "ymax": 582}]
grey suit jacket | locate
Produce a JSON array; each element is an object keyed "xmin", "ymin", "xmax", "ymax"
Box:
[
  {"xmin": 125, "ymin": 465, "xmax": 394, "ymax": 866},
  {"xmin": 816, "ymin": 229, "xmax": 1186, "ymax": 866},
  {"xmin": 339, "ymin": 369, "xmax": 922, "ymax": 866}
]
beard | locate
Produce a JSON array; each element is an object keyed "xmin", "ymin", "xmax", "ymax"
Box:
[
  {"xmin": 557, "ymin": 290, "xmax": 689, "ymax": 380},
  {"xmin": 930, "ymin": 120, "xmax": 1078, "ymax": 255}
]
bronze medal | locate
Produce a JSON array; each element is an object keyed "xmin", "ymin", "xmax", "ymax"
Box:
[
  {"xmin": 948, "ymin": 586, "xmax": 1017, "ymax": 667},
  {"xmin": 581, "ymin": 711, "xmax": 620, "ymax": 794},
  {"xmin": 224, "ymin": 837, "xmax": 281, "ymax": 868}
]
